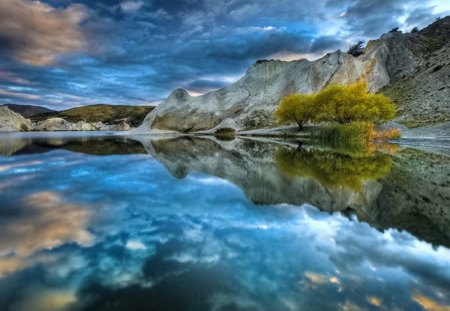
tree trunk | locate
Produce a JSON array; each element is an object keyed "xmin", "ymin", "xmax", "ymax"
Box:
[{"xmin": 297, "ymin": 122, "xmax": 303, "ymax": 130}]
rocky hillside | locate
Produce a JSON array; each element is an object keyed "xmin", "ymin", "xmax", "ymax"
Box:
[
  {"xmin": 0, "ymin": 106, "xmax": 137, "ymax": 132},
  {"xmin": 136, "ymin": 17, "xmax": 449, "ymax": 133},
  {"xmin": 32, "ymin": 104, "xmax": 154, "ymax": 128},
  {"xmin": 0, "ymin": 106, "xmax": 32, "ymax": 132},
  {"xmin": 381, "ymin": 17, "xmax": 450, "ymax": 127}
]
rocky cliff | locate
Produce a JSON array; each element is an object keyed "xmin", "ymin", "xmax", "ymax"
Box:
[
  {"xmin": 0, "ymin": 106, "xmax": 32, "ymax": 132},
  {"xmin": 137, "ymin": 17, "xmax": 449, "ymax": 133}
]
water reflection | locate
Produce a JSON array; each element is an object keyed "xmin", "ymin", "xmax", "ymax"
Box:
[
  {"xmin": 275, "ymin": 146, "xmax": 393, "ymax": 190},
  {"xmin": 0, "ymin": 133, "xmax": 146, "ymax": 156},
  {"xmin": 0, "ymin": 134, "xmax": 449, "ymax": 311}
]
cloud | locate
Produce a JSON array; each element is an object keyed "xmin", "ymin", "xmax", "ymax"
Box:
[
  {"xmin": 309, "ymin": 36, "xmax": 345, "ymax": 54},
  {"xmin": 0, "ymin": 0, "xmax": 88, "ymax": 66},
  {"xmin": 334, "ymin": 0, "xmax": 446, "ymax": 37},
  {"xmin": 0, "ymin": 88, "xmax": 41, "ymax": 101},
  {"xmin": 120, "ymin": 1, "xmax": 144, "ymax": 13}
]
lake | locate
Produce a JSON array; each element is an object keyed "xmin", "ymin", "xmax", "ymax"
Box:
[{"xmin": 0, "ymin": 132, "xmax": 449, "ymax": 311}]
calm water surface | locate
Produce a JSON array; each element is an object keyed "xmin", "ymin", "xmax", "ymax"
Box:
[{"xmin": 0, "ymin": 132, "xmax": 449, "ymax": 311}]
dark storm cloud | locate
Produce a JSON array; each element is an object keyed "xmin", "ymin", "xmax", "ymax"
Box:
[
  {"xmin": 0, "ymin": 0, "xmax": 448, "ymax": 109},
  {"xmin": 309, "ymin": 36, "xmax": 345, "ymax": 54},
  {"xmin": 331, "ymin": 0, "xmax": 449, "ymax": 37}
]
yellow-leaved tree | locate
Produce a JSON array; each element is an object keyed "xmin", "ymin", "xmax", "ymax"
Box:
[
  {"xmin": 275, "ymin": 93, "xmax": 316, "ymax": 130},
  {"xmin": 314, "ymin": 82, "xmax": 396, "ymax": 124}
]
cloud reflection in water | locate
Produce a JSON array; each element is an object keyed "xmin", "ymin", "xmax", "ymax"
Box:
[{"xmin": 0, "ymin": 144, "xmax": 448, "ymax": 311}]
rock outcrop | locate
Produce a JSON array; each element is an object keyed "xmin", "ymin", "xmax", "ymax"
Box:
[
  {"xmin": 33, "ymin": 118, "xmax": 131, "ymax": 131},
  {"xmin": 137, "ymin": 17, "xmax": 449, "ymax": 133},
  {"xmin": 0, "ymin": 106, "xmax": 32, "ymax": 132},
  {"xmin": 0, "ymin": 106, "xmax": 133, "ymax": 132}
]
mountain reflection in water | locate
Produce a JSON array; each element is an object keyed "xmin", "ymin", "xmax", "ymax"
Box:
[{"xmin": 0, "ymin": 133, "xmax": 449, "ymax": 311}]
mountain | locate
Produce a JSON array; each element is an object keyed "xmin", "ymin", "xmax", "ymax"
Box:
[
  {"xmin": 3, "ymin": 104, "xmax": 55, "ymax": 117},
  {"xmin": 31, "ymin": 104, "xmax": 155, "ymax": 128},
  {"xmin": 136, "ymin": 17, "xmax": 449, "ymax": 133}
]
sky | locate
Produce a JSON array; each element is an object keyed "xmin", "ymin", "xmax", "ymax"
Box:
[{"xmin": 0, "ymin": 0, "xmax": 449, "ymax": 110}]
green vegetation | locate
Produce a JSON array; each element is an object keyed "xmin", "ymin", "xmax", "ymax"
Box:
[
  {"xmin": 31, "ymin": 104, "xmax": 154, "ymax": 127},
  {"xmin": 315, "ymin": 122, "xmax": 401, "ymax": 149},
  {"xmin": 20, "ymin": 123, "xmax": 29, "ymax": 132},
  {"xmin": 214, "ymin": 127, "xmax": 236, "ymax": 140},
  {"xmin": 275, "ymin": 147, "xmax": 393, "ymax": 190},
  {"xmin": 314, "ymin": 122, "xmax": 372, "ymax": 150},
  {"xmin": 347, "ymin": 40, "xmax": 365, "ymax": 57}
]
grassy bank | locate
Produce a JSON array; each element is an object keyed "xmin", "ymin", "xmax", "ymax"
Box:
[{"xmin": 315, "ymin": 122, "xmax": 400, "ymax": 146}]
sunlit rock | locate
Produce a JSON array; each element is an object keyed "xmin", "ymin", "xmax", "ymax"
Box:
[{"xmin": 0, "ymin": 106, "xmax": 32, "ymax": 132}]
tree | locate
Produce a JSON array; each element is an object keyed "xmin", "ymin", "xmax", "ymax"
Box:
[
  {"xmin": 411, "ymin": 27, "xmax": 419, "ymax": 33},
  {"xmin": 390, "ymin": 27, "xmax": 400, "ymax": 33},
  {"xmin": 275, "ymin": 93, "xmax": 316, "ymax": 130},
  {"xmin": 347, "ymin": 40, "xmax": 365, "ymax": 57},
  {"xmin": 314, "ymin": 82, "xmax": 396, "ymax": 124}
]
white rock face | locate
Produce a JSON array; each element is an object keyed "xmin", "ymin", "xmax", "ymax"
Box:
[
  {"xmin": 33, "ymin": 118, "xmax": 132, "ymax": 131},
  {"xmin": 136, "ymin": 31, "xmax": 425, "ymax": 133},
  {"xmin": 0, "ymin": 106, "xmax": 32, "ymax": 132}
]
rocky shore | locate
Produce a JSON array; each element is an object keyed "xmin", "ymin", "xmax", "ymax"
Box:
[{"xmin": 0, "ymin": 106, "xmax": 132, "ymax": 132}]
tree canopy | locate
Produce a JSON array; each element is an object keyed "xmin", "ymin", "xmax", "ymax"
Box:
[
  {"xmin": 275, "ymin": 82, "xmax": 397, "ymax": 129},
  {"xmin": 275, "ymin": 93, "xmax": 316, "ymax": 129}
]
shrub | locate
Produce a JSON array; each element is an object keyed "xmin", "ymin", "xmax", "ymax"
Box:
[
  {"xmin": 369, "ymin": 126, "xmax": 401, "ymax": 141},
  {"xmin": 243, "ymin": 110, "xmax": 274, "ymax": 129},
  {"xmin": 411, "ymin": 27, "xmax": 419, "ymax": 33},
  {"xmin": 315, "ymin": 121, "xmax": 372, "ymax": 147},
  {"xmin": 275, "ymin": 93, "xmax": 316, "ymax": 130},
  {"xmin": 347, "ymin": 40, "xmax": 365, "ymax": 57},
  {"xmin": 214, "ymin": 127, "xmax": 236, "ymax": 137},
  {"xmin": 390, "ymin": 27, "xmax": 400, "ymax": 33},
  {"xmin": 20, "ymin": 123, "xmax": 29, "ymax": 131}
]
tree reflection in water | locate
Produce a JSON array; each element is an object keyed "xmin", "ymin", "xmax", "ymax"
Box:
[{"xmin": 275, "ymin": 144, "xmax": 394, "ymax": 190}]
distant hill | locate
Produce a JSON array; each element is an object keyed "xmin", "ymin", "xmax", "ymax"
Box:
[
  {"xmin": 31, "ymin": 104, "xmax": 155, "ymax": 127},
  {"xmin": 3, "ymin": 104, "xmax": 55, "ymax": 117}
]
